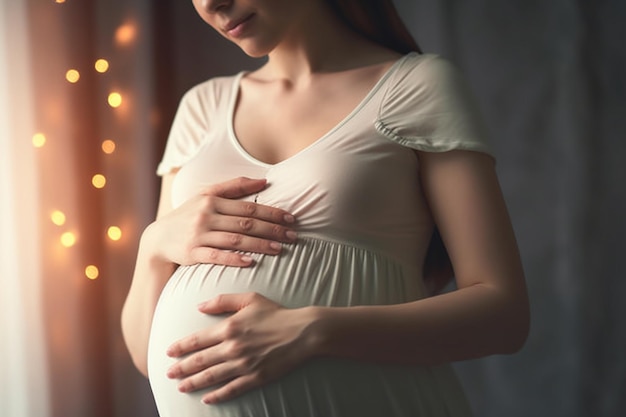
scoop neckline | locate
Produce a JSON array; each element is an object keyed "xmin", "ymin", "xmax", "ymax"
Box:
[{"xmin": 226, "ymin": 52, "xmax": 416, "ymax": 168}]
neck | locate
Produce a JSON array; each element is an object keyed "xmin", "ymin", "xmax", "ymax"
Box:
[{"xmin": 259, "ymin": 4, "xmax": 395, "ymax": 84}]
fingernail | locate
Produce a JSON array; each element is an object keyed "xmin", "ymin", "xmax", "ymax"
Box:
[
  {"xmin": 283, "ymin": 214, "xmax": 295, "ymax": 223},
  {"xmin": 166, "ymin": 346, "xmax": 177, "ymax": 357},
  {"xmin": 201, "ymin": 396, "xmax": 213, "ymax": 404},
  {"xmin": 286, "ymin": 230, "xmax": 297, "ymax": 241},
  {"xmin": 241, "ymin": 255, "xmax": 253, "ymax": 264},
  {"xmin": 270, "ymin": 242, "xmax": 282, "ymax": 251}
]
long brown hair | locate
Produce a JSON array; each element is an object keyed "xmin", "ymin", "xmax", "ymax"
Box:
[
  {"xmin": 325, "ymin": 0, "xmax": 422, "ymax": 54},
  {"xmin": 326, "ymin": 0, "xmax": 454, "ymax": 295}
]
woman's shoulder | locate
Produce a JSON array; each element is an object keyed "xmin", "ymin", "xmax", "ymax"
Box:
[
  {"xmin": 376, "ymin": 53, "xmax": 493, "ymax": 156},
  {"xmin": 380, "ymin": 52, "xmax": 479, "ymax": 114},
  {"xmin": 179, "ymin": 73, "xmax": 243, "ymax": 110},
  {"xmin": 389, "ymin": 52, "xmax": 463, "ymax": 91}
]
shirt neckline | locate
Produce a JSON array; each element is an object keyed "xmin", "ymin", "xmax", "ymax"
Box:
[{"xmin": 226, "ymin": 52, "xmax": 416, "ymax": 168}]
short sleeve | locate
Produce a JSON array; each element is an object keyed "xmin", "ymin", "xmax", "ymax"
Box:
[
  {"xmin": 156, "ymin": 81, "xmax": 214, "ymax": 176},
  {"xmin": 375, "ymin": 54, "xmax": 493, "ymax": 158}
]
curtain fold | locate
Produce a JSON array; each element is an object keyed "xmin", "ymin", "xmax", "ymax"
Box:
[
  {"xmin": 0, "ymin": 1, "xmax": 51, "ymax": 416},
  {"xmin": 1, "ymin": 0, "xmax": 163, "ymax": 415}
]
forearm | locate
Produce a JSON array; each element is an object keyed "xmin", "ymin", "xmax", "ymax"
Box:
[
  {"xmin": 310, "ymin": 282, "xmax": 529, "ymax": 366},
  {"xmin": 121, "ymin": 226, "xmax": 176, "ymax": 376}
]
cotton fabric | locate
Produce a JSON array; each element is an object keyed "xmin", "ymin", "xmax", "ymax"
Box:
[{"xmin": 148, "ymin": 52, "xmax": 491, "ymax": 416}]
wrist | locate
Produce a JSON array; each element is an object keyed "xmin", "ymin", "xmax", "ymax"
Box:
[
  {"xmin": 138, "ymin": 222, "xmax": 176, "ymax": 272},
  {"xmin": 300, "ymin": 306, "xmax": 334, "ymax": 358},
  {"xmin": 299, "ymin": 305, "xmax": 384, "ymax": 360}
]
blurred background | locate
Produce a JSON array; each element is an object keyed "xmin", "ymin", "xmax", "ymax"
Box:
[{"xmin": 0, "ymin": 0, "xmax": 624, "ymax": 416}]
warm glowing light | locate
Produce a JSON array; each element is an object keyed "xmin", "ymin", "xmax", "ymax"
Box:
[
  {"xmin": 107, "ymin": 226, "xmax": 122, "ymax": 241},
  {"xmin": 85, "ymin": 265, "xmax": 99, "ymax": 280},
  {"xmin": 101, "ymin": 139, "xmax": 116, "ymax": 154},
  {"xmin": 108, "ymin": 92, "xmax": 122, "ymax": 108},
  {"xmin": 55, "ymin": 0, "xmax": 66, "ymax": 3},
  {"xmin": 32, "ymin": 133, "xmax": 46, "ymax": 148},
  {"xmin": 65, "ymin": 69, "xmax": 80, "ymax": 83},
  {"xmin": 92, "ymin": 174, "xmax": 106, "ymax": 189},
  {"xmin": 50, "ymin": 210, "xmax": 66, "ymax": 226},
  {"xmin": 95, "ymin": 59, "xmax": 109, "ymax": 73},
  {"xmin": 115, "ymin": 23, "xmax": 137, "ymax": 46},
  {"xmin": 60, "ymin": 232, "xmax": 76, "ymax": 247}
]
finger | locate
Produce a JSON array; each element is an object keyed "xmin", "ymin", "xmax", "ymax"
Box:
[
  {"xmin": 204, "ymin": 177, "xmax": 267, "ymax": 199},
  {"xmin": 194, "ymin": 231, "xmax": 283, "ymax": 256},
  {"xmin": 177, "ymin": 361, "xmax": 241, "ymax": 394},
  {"xmin": 214, "ymin": 198, "xmax": 296, "ymax": 225},
  {"xmin": 167, "ymin": 345, "xmax": 223, "ymax": 379},
  {"xmin": 201, "ymin": 373, "xmax": 261, "ymax": 404},
  {"xmin": 167, "ymin": 329, "xmax": 221, "ymax": 358},
  {"xmin": 188, "ymin": 246, "xmax": 255, "ymax": 267},
  {"xmin": 209, "ymin": 215, "xmax": 297, "ymax": 243},
  {"xmin": 197, "ymin": 292, "xmax": 260, "ymax": 314}
]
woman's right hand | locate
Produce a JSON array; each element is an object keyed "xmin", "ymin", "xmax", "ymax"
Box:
[{"xmin": 144, "ymin": 177, "xmax": 296, "ymax": 268}]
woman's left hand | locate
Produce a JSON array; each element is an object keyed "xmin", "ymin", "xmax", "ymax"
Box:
[{"xmin": 165, "ymin": 293, "xmax": 319, "ymax": 404}]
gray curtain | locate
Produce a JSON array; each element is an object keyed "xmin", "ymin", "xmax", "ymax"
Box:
[{"xmin": 393, "ymin": 1, "xmax": 626, "ymax": 416}]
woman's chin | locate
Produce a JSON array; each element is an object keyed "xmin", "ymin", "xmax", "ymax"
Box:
[
  {"xmin": 232, "ymin": 38, "xmax": 276, "ymax": 59},
  {"xmin": 242, "ymin": 49, "xmax": 270, "ymax": 59},
  {"xmin": 239, "ymin": 46, "xmax": 272, "ymax": 59}
]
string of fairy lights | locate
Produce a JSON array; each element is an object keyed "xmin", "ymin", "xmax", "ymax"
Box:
[{"xmin": 33, "ymin": 0, "xmax": 138, "ymax": 281}]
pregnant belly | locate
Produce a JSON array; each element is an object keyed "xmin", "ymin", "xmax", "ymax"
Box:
[{"xmin": 147, "ymin": 236, "xmax": 428, "ymax": 417}]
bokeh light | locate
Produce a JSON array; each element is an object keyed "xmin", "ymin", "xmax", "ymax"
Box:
[
  {"xmin": 92, "ymin": 174, "xmax": 106, "ymax": 189},
  {"xmin": 108, "ymin": 92, "xmax": 122, "ymax": 108},
  {"xmin": 101, "ymin": 139, "xmax": 116, "ymax": 154},
  {"xmin": 95, "ymin": 59, "xmax": 109, "ymax": 73},
  {"xmin": 60, "ymin": 232, "xmax": 77, "ymax": 247},
  {"xmin": 65, "ymin": 69, "xmax": 80, "ymax": 83},
  {"xmin": 85, "ymin": 265, "xmax": 99, "ymax": 280},
  {"xmin": 32, "ymin": 133, "xmax": 46, "ymax": 148},
  {"xmin": 115, "ymin": 23, "xmax": 137, "ymax": 46},
  {"xmin": 50, "ymin": 210, "xmax": 66, "ymax": 226},
  {"xmin": 107, "ymin": 226, "xmax": 122, "ymax": 241}
]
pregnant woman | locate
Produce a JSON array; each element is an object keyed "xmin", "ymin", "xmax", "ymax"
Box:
[{"xmin": 121, "ymin": 0, "xmax": 530, "ymax": 416}]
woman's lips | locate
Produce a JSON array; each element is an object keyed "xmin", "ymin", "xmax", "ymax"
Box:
[{"xmin": 224, "ymin": 13, "xmax": 255, "ymax": 38}]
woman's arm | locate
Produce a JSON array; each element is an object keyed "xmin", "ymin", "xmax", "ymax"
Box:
[
  {"xmin": 121, "ymin": 175, "xmax": 298, "ymax": 376},
  {"xmin": 165, "ymin": 150, "xmax": 530, "ymax": 403},
  {"xmin": 314, "ymin": 150, "xmax": 530, "ymax": 363}
]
